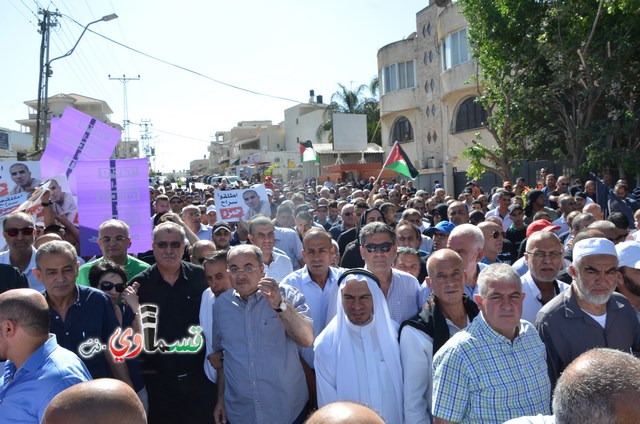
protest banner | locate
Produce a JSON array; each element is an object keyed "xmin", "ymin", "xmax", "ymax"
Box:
[
  {"xmin": 40, "ymin": 106, "xmax": 121, "ymax": 194},
  {"xmin": 17, "ymin": 175, "xmax": 78, "ymax": 226},
  {"xmin": 214, "ymin": 184, "xmax": 270, "ymax": 222},
  {"xmin": 75, "ymin": 158, "xmax": 152, "ymax": 256}
]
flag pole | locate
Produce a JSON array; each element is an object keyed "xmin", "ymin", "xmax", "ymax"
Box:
[{"xmin": 375, "ymin": 141, "xmax": 397, "ymax": 183}]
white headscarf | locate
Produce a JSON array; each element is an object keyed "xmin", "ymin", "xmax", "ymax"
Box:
[{"xmin": 316, "ymin": 273, "xmax": 403, "ymax": 421}]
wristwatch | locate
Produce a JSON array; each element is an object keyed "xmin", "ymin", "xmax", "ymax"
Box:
[{"xmin": 274, "ymin": 300, "xmax": 288, "ymax": 313}]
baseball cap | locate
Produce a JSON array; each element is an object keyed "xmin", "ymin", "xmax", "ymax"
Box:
[
  {"xmin": 426, "ymin": 221, "xmax": 455, "ymax": 235},
  {"xmin": 616, "ymin": 241, "xmax": 640, "ymax": 268},
  {"xmin": 434, "ymin": 184, "xmax": 443, "ymax": 189},
  {"xmin": 574, "ymin": 238, "xmax": 617, "ymax": 259},
  {"xmin": 211, "ymin": 221, "xmax": 232, "ymax": 234},
  {"xmin": 526, "ymin": 219, "xmax": 561, "ymax": 238},
  {"xmin": 463, "ymin": 187, "xmax": 473, "ymax": 195},
  {"xmin": 508, "ymin": 204, "xmax": 524, "ymax": 215},
  {"xmin": 206, "ymin": 206, "xmax": 216, "ymax": 214}
]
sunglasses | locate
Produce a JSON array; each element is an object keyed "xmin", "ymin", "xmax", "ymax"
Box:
[
  {"xmin": 155, "ymin": 241, "xmax": 183, "ymax": 249},
  {"xmin": 491, "ymin": 231, "xmax": 506, "ymax": 239},
  {"xmin": 100, "ymin": 281, "xmax": 126, "ymax": 293},
  {"xmin": 5, "ymin": 227, "xmax": 35, "ymax": 237},
  {"xmin": 363, "ymin": 242, "xmax": 394, "ymax": 253}
]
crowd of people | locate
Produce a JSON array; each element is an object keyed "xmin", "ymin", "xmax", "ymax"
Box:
[{"xmin": 2, "ymin": 168, "xmax": 640, "ymax": 423}]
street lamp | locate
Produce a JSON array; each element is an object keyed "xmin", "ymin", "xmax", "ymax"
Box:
[{"xmin": 34, "ymin": 13, "xmax": 118, "ymax": 152}]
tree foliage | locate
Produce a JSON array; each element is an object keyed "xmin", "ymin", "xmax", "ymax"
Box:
[
  {"xmin": 458, "ymin": 0, "xmax": 640, "ymax": 180},
  {"xmin": 317, "ymin": 81, "xmax": 381, "ymax": 146}
]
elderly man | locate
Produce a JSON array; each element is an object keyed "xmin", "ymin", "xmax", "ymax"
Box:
[
  {"xmin": 535, "ymin": 238, "xmax": 640, "ymax": 388},
  {"xmin": 9, "ymin": 163, "xmax": 40, "ymax": 194},
  {"xmin": 446, "ymin": 223, "xmax": 486, "ymax": 300},
  {"xmin": 314, "ymin": 270, "xmax": 404, "ymax": 424},
  {"xmin": 400, "ymin": 250, "xmax": 479, "ymax": 423},
  {"xmin": 552, "ymin": 348, "xmax": 640, "ymax": 424},
  {"xmin": 132, "ymin": 222, "xmax": 215, "ymax": 423},
  {"xmin": 42, "ymin": 379, "xmax": 147, "ymax": 424},
  {"xmin": 520, "ymin": 232, "xmax": 569, "ymax": 322},
  {"xmin": 552, "ymin": 194, "xmax": 577, "ymax": 235},
  {"xmin": 34, "ymin": 241, "xmax": 131, "ymax": 386},
  {"xmin": 307, "ymin": 402, "xmax": 384, "ymax": 424},
  {"xmin": 190, "ymin": 239, "xmax": 216, "ymax": 265},
  {"xmin": 180, "ymin": 204, "xmax": 212, "ymax": 241},
  {"xmin": 212, "ymin": 245, "xmax": 313, "ymax": 424},
  {"xmin": 77, "ymin": 219, "xmax": 150, "ymax": 286},
  {"xmin": 329, "ymin": 203, "xmax": 357, "ymax": 242},
  {"xmin": 247, "ymin": 215, "xmax": 293, "ymax": 281},
  {"xmin": 199, "ymin": 251, "xmax": 231, "ymax": 385},
  {"xmin": 433, "ymin": 263, "xmax": 551, "ymax": 423},
  {"xmin": 360, "ymin": 222, "xmax": 420, "ymax": 323},
  {"xmin": 0, "ymin": 289, "xmax": 91, "ymax": 423},
  {"xmin": 0, "ymin": 212, "xmax": 42, "ymax": 291}
]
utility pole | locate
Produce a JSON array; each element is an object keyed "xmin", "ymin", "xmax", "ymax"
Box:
[
  {"xmin": 34, "ymin": 9, "xmax": 61, "ymax": 153},
  {"xmin": 109, "ymin": 74, "xmax": 140, "ymax": 158},
  {"xmin": 140, "ymin": 118, "xmax": 156, "ymax": 171}
]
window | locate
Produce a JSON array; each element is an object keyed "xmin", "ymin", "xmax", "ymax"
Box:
[
  {"xmin": 442, "ymin": 28, "xmax": 470, "ymax": 70},
  {"xmin": 455, "ymin": 97, "xmax": 487, "ymax": 132},
  {"xmin": 391, "ymin": 117, "xmax": 413, "ymax": 144},
  {"xmin": 382, "ymin": 60, "xmax": 415, "ymax": 94}
]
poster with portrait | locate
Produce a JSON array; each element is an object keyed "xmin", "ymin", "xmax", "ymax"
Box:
[
  {"xmin": 0, "ymin": 161, "xmax": 41, "ymax": 197},
  {"xmin": 16, "ymin": 175, "xmax": 78, "ymax": 227},
  {"xmin": 214, "ymin": 184, "xmax": 270, "ymax": 222}
]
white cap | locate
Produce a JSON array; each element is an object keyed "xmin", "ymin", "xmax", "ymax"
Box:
[
  {"xmin": 206, "ymin": 206, "xmax": 216, "ymax": 214},
  {"xmin": 616, "ymin": 241, "xmax": 640, "ymax": 269},
  {"xmin": 265, "ymin": 189, "xmax": 273, "ymax": 196},
  {"xmin": 573, "ymin": 238, "xmax": 617, "ymax": 259}
]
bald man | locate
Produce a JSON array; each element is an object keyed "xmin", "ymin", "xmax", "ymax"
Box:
[
  {"xmin": 42, "ymin": 379, "xmax": 146, "ymax": 424},
  {"xmin": 306, "ymin": 401, "xmax": 385, "ymax": 424},
  {"xmin": 0, "ymin": 289, "xmax": 91, "ymax": 423}
]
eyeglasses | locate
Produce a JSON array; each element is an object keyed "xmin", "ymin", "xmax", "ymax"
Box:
[
  {"xmin": 491, "ymin": 231, "xmax": 506, "ymax": 239},
  {"xmin": 527, "ymin": 251, "xmax": 563, "ymax": 259},
  {"xmin": 363, "ymin": 242, "xmax": 394, "ymax": 253},
  {"xmin": 227, "ymin": 265, "xmax": 256, "ymax": 275},
  {"xmin": 155, "ymin": 241, "xmax": 183, "ymax": 249},
  {"xmin": 4, "ymin": 227, "xmax": 34, "ymax": 237},
  {"xmin": 100, "ymin": 281, "xmax": 126, "ymax": 293},
  {"xmin": 99, "ymin": 236, "xmax": 128, "ymax": 244}
]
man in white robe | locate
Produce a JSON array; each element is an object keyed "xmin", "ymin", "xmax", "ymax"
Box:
[{"xmin": 314, "ymin": 271, "xmax": 404, "ymax": 424}]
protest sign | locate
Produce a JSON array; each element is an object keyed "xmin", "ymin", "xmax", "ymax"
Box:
[
  {"xmin": 75, "ymin": 158, "xmax": 152, "ymax": 256},
  {"xmin": 214, "ymin": 184, "xmax": 270, "ymax": 222}
]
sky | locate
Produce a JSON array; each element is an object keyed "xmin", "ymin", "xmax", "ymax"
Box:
[{"xmin": 2, "ymin": 0, "xmax": 428, "ymax": 172}]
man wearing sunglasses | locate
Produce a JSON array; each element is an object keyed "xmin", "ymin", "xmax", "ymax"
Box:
[
  {"xmin": 360, "ymin": 222, "xmax": 420, "ymax": 324},
  {"xmin": 76, "ymin": 219, "xmax": 150, "ymax": 287},
  {"xmin": 0, "ymin": 212, "xmax": 42, "ymax": 291},
  {"xmin": 479, "ymin": 221, "xmax": 507, "ymax": 265},
  {"xmin": 132, "ymin": 222, "xmax": 216, "ymax": 423}
]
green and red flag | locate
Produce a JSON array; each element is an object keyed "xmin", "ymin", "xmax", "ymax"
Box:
[
  {"xmin": 299, "ymin": 140, "xmax": 319, "ymax": 163},
  {"xmin": 383, "ymin": 141, "xmax": 419, "ymax": 179}
]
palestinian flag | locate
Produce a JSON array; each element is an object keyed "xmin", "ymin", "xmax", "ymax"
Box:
[
  {"xmin": 300, "ymin": 140, "xmax": 319, "ymax": 163},
  {"xmin": 383, "ymin": 141, "xmax": 419, "ymax": 180}
]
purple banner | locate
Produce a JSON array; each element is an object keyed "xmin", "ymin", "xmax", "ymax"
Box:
[
  {"xmin": 75, "ymin": 158, "xmax": 152, "ymax": 256},
  {"xmin": 41, "ymin": 106, "xmax": 121, "ymax": 194}
]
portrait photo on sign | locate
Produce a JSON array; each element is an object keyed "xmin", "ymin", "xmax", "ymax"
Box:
[
  {"xmin": 18, "ymin": 175, "xmax": 78, "ymax": 227},
  {"xmin": 214, "ymin": 184, "xmax": 270, "ymax": 222},
  {"xmin": 0, "ymin": 161, "xmax": 41, "ymax": 196}
]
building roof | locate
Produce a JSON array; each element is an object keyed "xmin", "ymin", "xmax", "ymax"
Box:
[{"xmin": 314, "ymin": 143, "xmax": 384, "ymax": 154}]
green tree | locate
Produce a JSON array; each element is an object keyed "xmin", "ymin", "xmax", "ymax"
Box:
[{"xmin": 316, "ymin": 82, "xmax": 381, "ymax": 146}]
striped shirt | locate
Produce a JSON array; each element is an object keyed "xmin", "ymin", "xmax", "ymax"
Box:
[{"xmin": 432, "ymin": 313, "xmax": 550, "ymax": 423}]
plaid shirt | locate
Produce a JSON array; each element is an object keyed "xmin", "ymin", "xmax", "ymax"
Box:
[{"xmin": 432, "ymin": 313, "xmax": 551, "ymax": 423}]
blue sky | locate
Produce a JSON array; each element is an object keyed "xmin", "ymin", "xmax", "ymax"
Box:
[{"xmin": 2, "ymin": 0, "xmax": 427, "ymax": 172}]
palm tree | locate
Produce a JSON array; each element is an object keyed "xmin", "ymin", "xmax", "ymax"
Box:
[{"xmin": 316, "ymin": 82, "xmax": 381, "ymax": 146}]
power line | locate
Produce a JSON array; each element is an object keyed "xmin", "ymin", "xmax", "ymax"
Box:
[
  {"xmin": 129, "ymin": 121, "xmax": 210, "ymax": 143},
  {"xmin": 61, "ymin": 14, "xmax": 301, "ymax": 104}
]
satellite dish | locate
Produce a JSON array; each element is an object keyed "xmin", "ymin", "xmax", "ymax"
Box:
[{"xmin": 435, "ymin": 0, "xmax": 450, "ymax": 7}]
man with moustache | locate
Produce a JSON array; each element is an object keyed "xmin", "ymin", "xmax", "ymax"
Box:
[{"xmin": 535, "ymin": 238, "xmax": 640, "ymax": 388}]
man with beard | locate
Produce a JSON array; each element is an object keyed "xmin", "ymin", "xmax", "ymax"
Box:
[
  {"xmin": 616, "ymin": 241, "xmax": 640, "ymax": 321},
  {"xmin": 535, "ymin": 238, "xmax": 640, "ymax": 388},
  {"xmin": 520, "ymin": 232, "xmax": 569, "ymax": 322}
]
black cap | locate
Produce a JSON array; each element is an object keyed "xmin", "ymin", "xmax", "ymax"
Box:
[{"xmin": 211, "ymin": 221, "xmax": 232, "ymax": 234}]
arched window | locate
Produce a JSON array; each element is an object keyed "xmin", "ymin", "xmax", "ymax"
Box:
[
  {"xmin": 455, "ymin": 97, "xmax": 487, "ymax": 132},
  {"xmin": 391, "ymin": 117, "xmax": 413, "ymax": 144}
]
